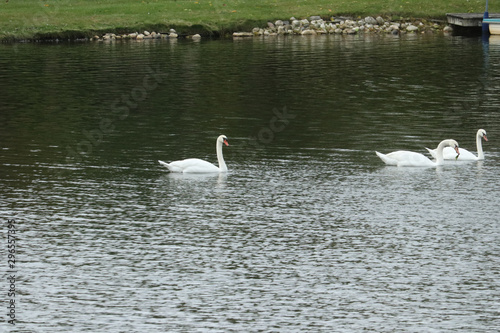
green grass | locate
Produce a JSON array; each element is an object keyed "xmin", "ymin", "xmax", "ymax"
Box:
[{"xmin": 0, "ymin": 0, "xmax": 498, "ymax": 40}]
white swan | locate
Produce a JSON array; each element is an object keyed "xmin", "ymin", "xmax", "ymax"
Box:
[
  {"xmin": 426, "ymin": 129, "xmax": 488, "ymax": 161},
  {"xmin": 158, "ymin": 135, "xmax": 229, "ymax": 173},
  {"xmin": 376, "ymin": 139, "xmax": 459, "ymax": 167}
]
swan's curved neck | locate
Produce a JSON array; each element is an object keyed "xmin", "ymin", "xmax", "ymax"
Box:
[
  {"xmin": 435, "ymin": 140, "xmax": 449, "ymax": 165},
  {"xmin": 476, "ymin": 132, "xmax": 484, "ymax": 160},
  {"xmin": 216, "ymin": 140, "xmax": 227, "ymax": 172}
]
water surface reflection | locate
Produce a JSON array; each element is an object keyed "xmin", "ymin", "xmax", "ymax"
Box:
[{"xmin": 1, "ymin": 34, "xmax": 499, "ymax": 332}]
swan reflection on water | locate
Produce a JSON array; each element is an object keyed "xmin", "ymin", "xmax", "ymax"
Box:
[
  {"xmin": 166, "ymin": 171, "xmax": 227, "ymax": 182},
  {"xmin": 160, "ymin": 171, "xmax": 228, "ymax": 191}
]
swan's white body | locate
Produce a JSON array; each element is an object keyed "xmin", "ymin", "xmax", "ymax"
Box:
[
  {"xmin": 159, "ymin": 135, "xmax": 229, "ymax": 173},
  {"xmin": 376, "ymin": 139, "xmax": 459, "ymax": 167},
  {"xmin": 426, "ymin": 129, "xmax": 487, "ymax": 161}
]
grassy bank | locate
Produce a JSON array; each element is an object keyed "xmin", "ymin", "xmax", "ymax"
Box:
[{"xmin": 0, "ymin": 0, "xmax": 497, "ymax": 40}]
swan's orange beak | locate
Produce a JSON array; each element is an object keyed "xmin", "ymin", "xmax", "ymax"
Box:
[
  {"xmin": 223, "ymin": 139, "xmax": 229, "ymax": 146},
  {"xmin": 455, "ymin": 146, "xmax": 460, "ymax": 156},
  {"xmin": 483, "ymin": 134, "xmax": 488, "ymax": 141}
]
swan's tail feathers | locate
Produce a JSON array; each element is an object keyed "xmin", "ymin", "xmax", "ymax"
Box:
[
  {"xmin": 425, "ymin": 147, "xmax": 437, "ymax": 159},
  {"xmin": 158, "ymin": 160, "xmax": 177, "ymax": 172},
  {"xmin": 375, "ymin": 151, "xmax": 398, "ymax": 166},
  {"xmin": 158, "ymin": 160, "xmax": 169, "ymax": 168}
]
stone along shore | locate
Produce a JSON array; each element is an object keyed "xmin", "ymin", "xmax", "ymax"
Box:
[
  {"xmin": 91, "ymin": 15, "xmax": 453, "ymax": 41},
  {"xmin": 233, "ymin": 16, "xmax": 453, "ymax": 37}
]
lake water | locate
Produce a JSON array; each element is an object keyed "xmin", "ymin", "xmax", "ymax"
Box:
[{"xmin": 1, "ymin": 34, "xmax": 500, "ymax": 332}]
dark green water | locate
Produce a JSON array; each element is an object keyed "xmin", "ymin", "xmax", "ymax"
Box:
[{"xmin": 1, "ymin": 34, "xmax": 500, "ymax": 332}]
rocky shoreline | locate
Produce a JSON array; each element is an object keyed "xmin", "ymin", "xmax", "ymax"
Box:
[
  {"xmin": 91, "ymin": 29, "xmax": 201, "ymax": 42},
  {"xmin": 233, "ymin": 15, "xmax": 453, "ymax": 37},
  {"xmin": 8, "ymin": 15, "xmax": 453, "ymax": 43},
  {"xmin": 87, "ymin": 15, "xmax": 452, "ymax": 42}
]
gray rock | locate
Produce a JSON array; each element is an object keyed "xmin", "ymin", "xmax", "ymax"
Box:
[
  {"xmin": 233, "ymin": 32, "xmax": 253, "ymax": 37},
  {"xmin": 365, "ymin": 16, "xmax": 377, "ymax": 25},
  {"xmin": 275, "ymin": 20, "xmax": 284, "ymax": 26},
  {"xmin": 376, "ymin": 16, "xmax": 385, "ymax": 25},
  {"xmin": 311, "ymin": 21, "xmax": 322, "ymax": 29},
  {"xmin": 345, "ymin": 20, "xmax": 356, "ymax": 27},
  {"xmin": 310, "ymin": 15, "xmax": 322, "ymax": 21},
  {"xmin": 301, "ymin": 29, "xmax": 316, "ymax": 35},
  {"xmin": 406, "ymin": 24, "xmax": 419, "ymax": 32}
]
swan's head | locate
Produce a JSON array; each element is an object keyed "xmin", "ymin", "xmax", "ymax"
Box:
[
  {"xmin": 218, "ymin": 135, "xmax": 229, "ymax": 146},
  {"xmin": 478, "ymin": 129, "xmax": 488, "ymax": 142},
  {"xmin": 447, "ymin": 139, "xmax": 460, "ymax": 158}
]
